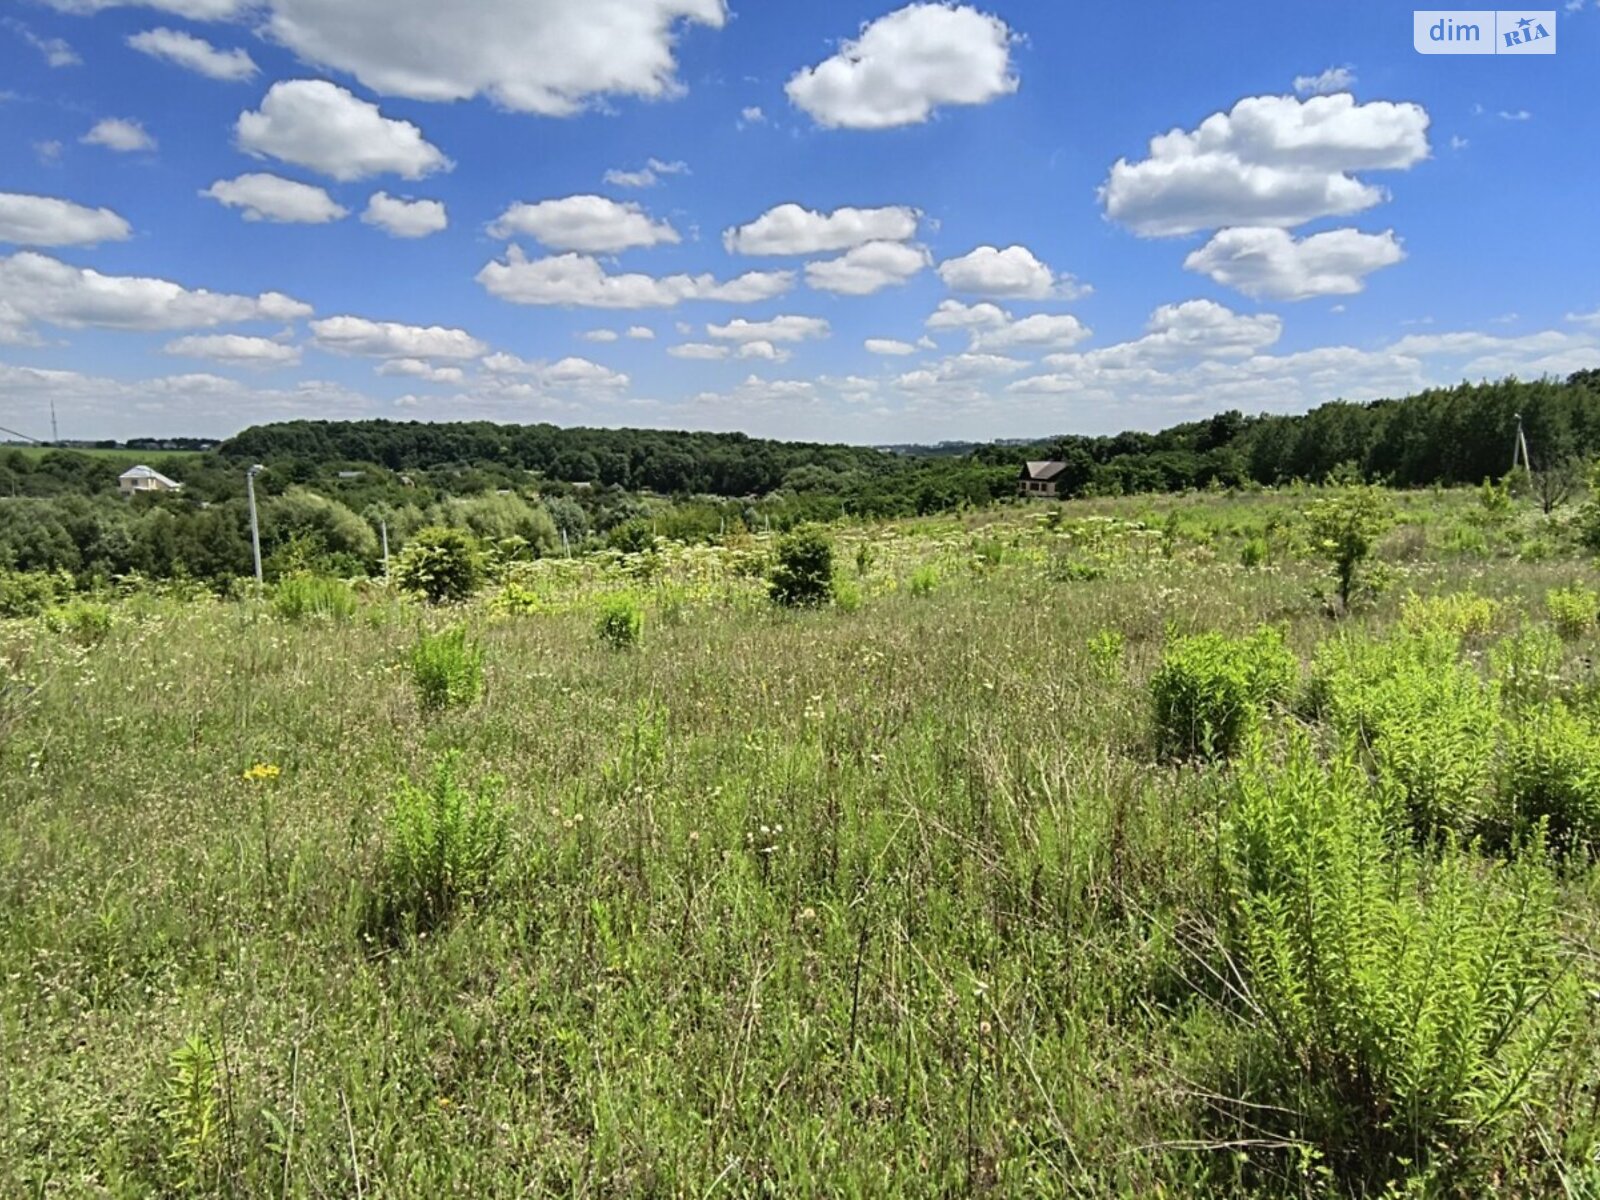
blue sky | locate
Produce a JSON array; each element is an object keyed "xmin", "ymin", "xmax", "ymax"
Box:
[{"xmin": 1, "ymin": 0, "xmax": 1597, "ymax": 444}]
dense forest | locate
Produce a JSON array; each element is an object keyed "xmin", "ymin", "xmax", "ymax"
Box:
[{"xmin": 3, "ymin": 372, "xmax": 1598, "ymax": 592}]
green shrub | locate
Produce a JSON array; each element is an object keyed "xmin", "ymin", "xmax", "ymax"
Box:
[
  {"xmin": 1310, "ymin": 630, "xmax": 1498, "ymax": 839},
  {"xmin": 44, "ymin": 598, "xmax": 113, "ymax": 646},
  {"xmin": 1499, "ymin": 700, "xmax": 1600, "ymax": 853},
  {"xmin": 1088, "ymin": 628, "xmax": 1125, "ymax": 680},
  {"xmin": 0, "ymin": 569, "xmax": 68, "ymax": 619},
  {"xmin": 1491, "ymin": 626, "xmax": 1566, "ymax": 708},
  {"xmin": 409, "ymin": 624, "xmax": 484, "ymax": 714},
  {"xmin": 1239, "ymin": 536, "xmax": 1267, "ymax": 569},
  {"xmin": 833, "ymin": 578, "xmax": 863, "ymax": 613},
  {"xmin": 907, "ymin": 565, "xmax": 938, "ymax": 597},
  {"xmin": 607, "ymin": 519, "xmax": 657, "ymax": 556},
  {"xmin": 768, "ymin": 526, "xmax": 834, "ymax": 608},
  {"xmin": 1219, "ymin": 739, "xmax": 1577, "ymax": 1192},
  {"xmin": 1401, "ymin": 590, "xmax": 1501, "ymax": 638},
  {"xmin": 394, "ymin": 526, "xmax": 484, "ymax": 605},
  {"xmin": 596, "ymin": 593, "xmax": 643, "ymax": 649},
  {"xmin": 853, "ymin": 541, "xmax": 875, "ymax": 577},
  {"xmin": 378, "ymin": 751, "xmax": 507, "ymax": 932},
  {"xmin": 1050, "ymin": 555, "xmax": 1106, "ymax": 583},
  {"xmin": 1546, "ymin": 584, "xmax": 1599, "ymax": 641},
  {"xmin": 1305, "ymin": 486, "xmax": 1392, "ymax": 612},
  {"xmin": 271, "ymin": 574, "xmax": 357, "ymax": 623},
  {"xmin": 1150, "ymin": 627, "xmax": 1297, "ymax": 760}
]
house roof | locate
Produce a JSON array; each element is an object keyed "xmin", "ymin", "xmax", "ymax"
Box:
[
  {"xmin": 1021, "ymin": 460, "xmax": 1069, "ymax": 482},
  {"xmin": 119, "ymin": 464, "xmax": 182, "ymax": 488}
]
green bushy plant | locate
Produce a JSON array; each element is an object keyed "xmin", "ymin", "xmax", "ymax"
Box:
[
  {"xmin": 378, "ymin": 751, "xmax": 507, "ymax": 932},
  {"xmin": 1305, "ymin": 485, "xmax": 1392, "ymax": 612},
  {"xmin": 1309, "ymin": 630, "xmax": 1498, "ymax": 839},
  {"xmin": 1088, "ymin": 628, "xmax": 1125, "ymax": 680},
  {"xmin": 1546, "ymin": 584, "xmax": 1599, "ymax": 641},
  {"xmin": 1401, "ymin": 590, "xmax": 1501, "ymax": 638},
  {"xmin": 907, "ymin": 565, "xmax": 938, "ymax": 597},
  {"xmin": 1219, "ymin": 739, "xmax": 1577, "ymax": 1193},
  {"xmin": 1150, "ymin": 626, "xmax": 1297, "ymax": 760},
  {"xmin": 44, "ymin": 598, "xmax": 113, "ymax": 646},
  {"xmin": 0, "ymin": 569, "xmax": 69, "ymax": 619},
  {"xmin": 768, "ymin": 526, "xmax": 834, "ymax": 608},
  {"xmin": 833, "ymin": 578, "xmax": 863, "ymax": 613},
  {"xmin": 271, "ymin": 573, "xmax": 357, "ymax": 623},
  {"xmin": 394, "ymin": 526, "xmax": 484, "ymax": 605},
  {"xmin": 1491, "ymin": 626, "xmax": 1566, "ymax": 708},
  {"xmin": 409, "ymin": 624, "xmax": 484, "ymax": 714},
  {"xmin": 1498, "ymin": 700, "xmax": 1600, "ymax": 854},
  {"xmin": 596, "ymin": 593, "xmax": 643, "ymax": 649},
  {"xmin": 1239, "ymin": 536, "xmax": 1267, "ymax": 569}
]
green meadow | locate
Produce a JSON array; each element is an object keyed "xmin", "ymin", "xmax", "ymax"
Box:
[{"xmin": 5, "ymin": 486, "xmax": 1600, "ymax": 1197}]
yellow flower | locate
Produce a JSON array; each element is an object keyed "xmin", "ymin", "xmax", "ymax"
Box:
[{"xmin": 242, "ymin": 763, "xmax": 281, "ymax": 783}]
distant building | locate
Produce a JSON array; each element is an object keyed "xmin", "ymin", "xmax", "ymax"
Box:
[
  {"xmin": 118, "ymin": 465, "xmax": 183, "ymax": 497},
  {"xmin": 1018, "ymin": 461, "xmax": 1070, "ymax": 499}
]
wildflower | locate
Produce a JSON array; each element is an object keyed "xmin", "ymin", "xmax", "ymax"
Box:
[{"xmin": 242, "ymin": 762, "xmax": 281, "ymax": 783}]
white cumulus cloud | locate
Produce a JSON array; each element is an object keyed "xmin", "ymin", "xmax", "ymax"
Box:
[
  {"xmin": 82, "ymin": 118, "xmax": 155, "ymax": 152},
  {"xmin": 0, "ymin": 193, "xmax": 131, "ymax": 247},
  {"xmin": 1293, "ymin": 65, "xmax": 1355, "ymax": 96},
  {"xmin": 236, "ymin": 80, "xmax": 450, "ymax": 182},
  {"xmin": 0, "ymin": 251, "xmax": 311, "ymax": 333},
  {"xmin": 202, "ymin": 173, "xmax": 348, "ymax": 223},
  {"xmin": 488, "ymin": 196, "xmax": 679, "ymax": 252},
  {"xmin": 706, "ymin": 315, "xmax": 830, "ymax": 343},
  {"xmin": 724, "ymin": 203, "xmax": 918, "ymax": 255},
  {"xmin": 805, "ymin": 241, "xmax": 930, "ymax": 295},
  {"xmin": 1101, "ymin": 93, "xmax": 1430, "ymax": 237},
  {"xmin": 127, "ymin": 28, "xmax": 257, "ymax": 80},
  {"xmin": 259, "ymin": 0, "xmax": 726, "ymax": 115},
  {"xmin": 865, "ymin": 338, "xmax": 917, "ymax": 355},
  {"xmin": 164, "ymin": 333, "xmax": 300, "ymax": 367},
  {"xmin": 937, "ymin": 245, "xmax": 1085, "ymax": 299},
  {"xmin": 310, "ymin": 314, "xmax": 486, "ymax": 359},
  {"xmin": 362, "ymin": 192, "xmax": 447, "ymax": 238},
  {"xmin": 786, "ymin": 3, "xmax": 1018, "ymax": 130},
  {"xmin": 1184, "ymin": 226, "xmax": 1405, "ymax": 300},
  {"xmin": 477, "ymin": 248, "xmax": 793, "ymax": 309}
]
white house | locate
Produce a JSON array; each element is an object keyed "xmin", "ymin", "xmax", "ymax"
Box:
[{"xmin": 118, "ymin": 465, "xmax": 183, "ymax": 497}]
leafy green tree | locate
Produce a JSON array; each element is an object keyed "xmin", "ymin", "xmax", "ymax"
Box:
[
  {"xmin": 393, "ymin": 526, "xmax": 484, "ymax": 604},
  {"xmin": 768, "ymin": 526, "xmax": 835, "ymax": 608},
  {"xmin": 1306, "ymin": 486, "xmax": 1393, "ymax": 613}
]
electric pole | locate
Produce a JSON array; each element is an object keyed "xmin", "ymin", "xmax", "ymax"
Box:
[{"xmin": 247, "ymin": 464, "xmax": 265, "ymax": 586}]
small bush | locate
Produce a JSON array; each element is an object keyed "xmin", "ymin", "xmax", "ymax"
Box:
[
  {"xmin": 409, "ymin": 625, "xmax": 484, "ymax": 714},
  {"xmin": 1088, "ymin": 628, "xmax": 1125, "ymax": 680},
  {"xmin": 1546, "ymin": 584, "xmax": 1599, "ymax": 641},
  {"xmin": 853, "ymin": 542, "xmax": 875, "ymax": 577},
  {"xmin": 1150, "ymin": 627, "xmax": 1297, "ymax": 760},
  {"xmin": 1310, "ymin": 630, "xmax": 1498, "ymax": 839},
  {"xmin": 907, "ymin": 565, "xmax": 938, "ymax": 597},
  {"xmin": 1401, "ymin": 590, "xmax": 1500, "ymax": 638},
  {"xmin": 1219, "ymin": 739, "xmax": 1577, "ymax": 1193},
  {"xmin": 44, "ymin": 598, "xmax": 113, "ymax": 646},
  {"xmin": 0, "ymin": 569, "xmax": 68, "ymax": 619},
  {"xmin": 1498, "ymin": 700, "xmax": 1600, "ymax": 853},
  {"xmin": 1305, "ymin": 486, "xmax": 1392, "ymax": 612},
  {"xmin": 1050, "ymin": 555, "xmax": 1106, "ymax": 583},
  {"xmin": 377, "ymin": 751, "xmax": 507, "ymax": 932},
  {"xmin": 768, "ymin": 526, "xmax": 834, "ymax": 608},
  {"xmin": 394, "ymin": 526, "xmax": 484, "ymax": 605},
  {"xmin": 271, "ymin": 574, "xmax": 357, "ymax": 623},
  {"xmin": 1239, "ymin": 536, "xmax": 1267, "ymax": 569},
  {"xmin": 833, "ymin": 578, "xmax": 863, "ymax": 613},
  {"xmin": 1492, "ymin": 626, "xmax": 1566, "ymax": 708},
  {"xmin": 596, "ymin": 593, "xmax": 643, "ymax": 649}
]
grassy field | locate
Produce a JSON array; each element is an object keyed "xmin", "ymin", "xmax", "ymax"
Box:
[{"xmin": 5, "ymin": 488, "xmax": 1600, "ymax": 1197}]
